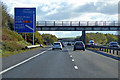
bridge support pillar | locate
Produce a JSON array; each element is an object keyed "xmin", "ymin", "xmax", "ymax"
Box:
[{"xmin": 82, "ymin": 30, "xmax": 86, "ymax": 44}]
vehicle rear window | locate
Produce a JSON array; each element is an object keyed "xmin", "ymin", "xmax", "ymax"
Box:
[
  {"xmin": 75, "ymin": 42, "xmax": 83, "ymax": 45},
  {"xmin": 54, "ymin": 43, "xmax": 60, "ymax": 45},
  {"xmin": 110, "ymin": 43, "xmax": 118, "ymax": 45}
]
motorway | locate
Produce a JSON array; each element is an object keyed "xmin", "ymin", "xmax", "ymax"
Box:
[{"xmin": 2, "ymin": 46, "xmax": 118, "ymax": 78}]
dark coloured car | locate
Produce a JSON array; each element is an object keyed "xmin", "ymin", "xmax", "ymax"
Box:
[
  {"xmin": 73, "ymin": 41, "xmax": 85, "ymax": 51},
  {"xmin": 109, "ymin": 42, "xmax": 119, "ymax": 48}
]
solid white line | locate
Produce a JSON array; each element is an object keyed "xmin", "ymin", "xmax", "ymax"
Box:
[
  {"xmin": 74, "ymin": 66, "xmax": 78, "ymax": 70},
  {"xmin": 72, "ymin": 59, "xmax": 74, "ymax": 61},
  {"xmin": 0, "ymin": 48, "xmax": 52, "ymax": 75}
]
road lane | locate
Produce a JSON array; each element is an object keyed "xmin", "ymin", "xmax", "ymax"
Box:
[
  {"xmin": 66, "ymin": 46, "xmax": 118, "ymax": 78},
  {"xmin": 2, "ymin": 46, "xmax": 51, "ymax": 70},
  {"xmin": 3, "ymin": 47, "xmax": 77, "ymax": 78},
  {"xmin": 2, "ymin": 46, "xmax": 118, "ymax": 78}
]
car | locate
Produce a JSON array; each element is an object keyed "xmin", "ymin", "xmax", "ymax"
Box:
[
  {"xmin": 52, "ymin": 42, "xmax": 62, "ymax": 50},
  {"xmin": 90, "ymin": 40, "xmax": 95, "ymax": 45},
  {"xmin": 73, "ymin": 41, "xmax": 85, "ymax": 51},
  {"xmin": 109, "ymin": 42, "xmax": 119, "ymax": 48},
  {"xmin": 67, "ymin": 42, "xmax": 72, "ymax": 46}
]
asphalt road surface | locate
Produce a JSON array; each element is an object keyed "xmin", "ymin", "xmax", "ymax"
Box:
[{"xmin": 2, "ymin": 46, "xmax": 118, "ymax": 78}]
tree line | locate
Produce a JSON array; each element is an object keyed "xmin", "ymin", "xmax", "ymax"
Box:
[{"xmin": 75, "ymin": 32, "xmax": 118, "ymax": 45}]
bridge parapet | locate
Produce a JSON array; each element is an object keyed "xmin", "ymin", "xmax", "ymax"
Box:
[
  {"xmin": 36, "ymin": 21, "xmax": 119, "ymax": 26},
  {"xmin": 36, "ymin": 21, "xmax": 120, "ymax": 31}
]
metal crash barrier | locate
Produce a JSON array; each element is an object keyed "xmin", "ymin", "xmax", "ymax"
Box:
[{"xmin": 86, "ymin": 45, "xmax": 120, "ymax": 57}]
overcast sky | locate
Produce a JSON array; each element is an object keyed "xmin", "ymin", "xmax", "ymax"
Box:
[{"xmin": 1, "ymin": 0, "xmax": 118, "ymax": 38}]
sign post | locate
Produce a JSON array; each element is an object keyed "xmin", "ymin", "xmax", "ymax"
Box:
[
  {"xmin": 25, "ymin": 33, "xmax": 26, "ymax": 41},
  {"xmin": 14, "ymin": 8, "xmax": 36, "ymax": 45},
  {"xmin": 33, "ymin": 10, "xmax": 35, "ymax": 45}
]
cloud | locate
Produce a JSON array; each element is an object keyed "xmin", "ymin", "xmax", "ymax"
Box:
[
  {"xmin": 74, "ymin": 2, "xmax": 118, "ymax": 15},
  {"xmin": 1, "ymin": 0, "xmax": 118, "ymax": 21},
  {"xmin": 36, "ymin": 1, "xmax": 118, "ymax": 21}
]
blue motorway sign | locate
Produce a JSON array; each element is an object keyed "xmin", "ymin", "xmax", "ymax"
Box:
[{"xmin": 14, "ymin": 8, "xmax": 36, "ymax": 33}]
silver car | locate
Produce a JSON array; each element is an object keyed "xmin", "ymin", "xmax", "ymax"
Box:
[
  {"xmin": 52, "ymin": 42, "xmax": 62, "ymax": 50},
  {"xmin": 109, "ymin": 42, "xmax": 119, "ymax": 48}
]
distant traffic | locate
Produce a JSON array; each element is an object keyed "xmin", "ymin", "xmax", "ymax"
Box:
[{"xmin": 52, "ymin": 39, "xmax": 119, "ymax": 51}]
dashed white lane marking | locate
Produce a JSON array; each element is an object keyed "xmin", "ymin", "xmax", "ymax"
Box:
[
  {"xmin": 72, "ymin": 59, "xmax": 74, "ymax": 61},
  {"xmin": 0, "ymin": 48, "xmax": 52, "ymax": 75},
  {"xmin": 70, "ymin": 55, "xmax": 72, "ymax": 58},
  {"xmin": 74, "ymin": 66, "xmax": 78, "ymax": 70}
]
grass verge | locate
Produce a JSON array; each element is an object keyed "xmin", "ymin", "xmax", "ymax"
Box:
[{"xmin": 1, "ymin": 46, "xmax": 47, "ymax": 58}]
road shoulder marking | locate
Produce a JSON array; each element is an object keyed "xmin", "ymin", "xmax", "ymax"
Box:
[{"xmin": 0, "ymin": 48, "xmax": 51, "ymax": 75}]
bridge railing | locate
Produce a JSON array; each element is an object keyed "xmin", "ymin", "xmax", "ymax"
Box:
[
  {"xmin": 36, "ymin": 21, "xmax": 119, "ymax": 26},
  {"xmin": 86, "ymin": 45, "xmax": 120, "ymax": 58}
]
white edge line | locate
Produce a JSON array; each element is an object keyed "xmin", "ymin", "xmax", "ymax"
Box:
[
  {"xmin": 74, "ymin": 66, "xmax": 78, "ymax": 70},
  {"xmin": 0, "ymin": 48, "xmax": 52, "ymax": 75}
]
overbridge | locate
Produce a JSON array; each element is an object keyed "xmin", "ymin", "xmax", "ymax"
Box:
[{"xmin": 36, "ymin": 21, "xmax": 120, "ymax": 44}]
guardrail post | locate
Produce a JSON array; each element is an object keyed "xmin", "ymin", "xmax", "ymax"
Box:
[
  {"xmin": 113, "ymin": 50, "xmax": 114, "ymax": 54},
  {"xmin": 107, "ymin": 49, "xmax": 108, "ymax": 53},
  {"xmin": 101, "ymin": 48, "xmax": 103, "ymax": 51},
  {"xmin": 117, "ymin": 51, "xmax": 118, "ymax": 55},
  {"xmin": 110, "ymin": 49, "xmax": 111, "ymax": 53},
  {"xmin": 104, "ymin": 48, "xmax": 106, "ymax": 52}
]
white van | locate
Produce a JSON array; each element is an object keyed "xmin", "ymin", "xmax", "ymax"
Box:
[{"xmin": 90, "ymin": 40, "xmax": 95, "ymax": 45}]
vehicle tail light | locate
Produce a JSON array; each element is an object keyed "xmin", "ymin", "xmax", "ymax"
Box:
[
  {"xmin": 74, "ymin": 45, "xmax": 76, "ymax": 47},
  {"xmin": 83, "ymin": 44, "xmax": 85, "ymax": 47}
]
